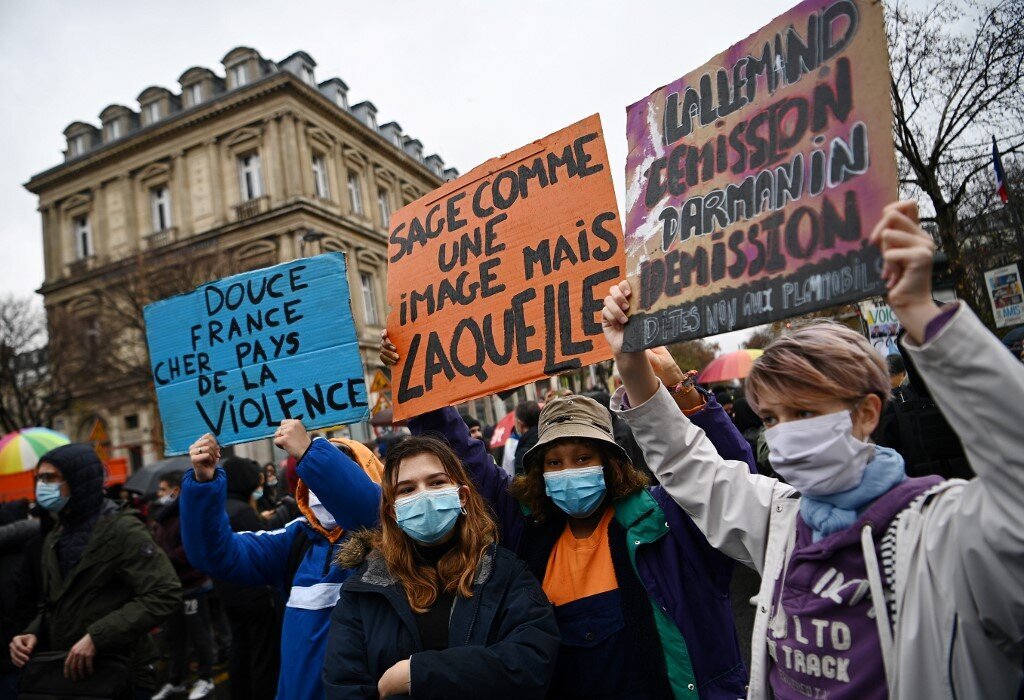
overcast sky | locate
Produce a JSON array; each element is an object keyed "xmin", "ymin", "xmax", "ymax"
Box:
[{"xmin": 0, "ymin": 0, "xmax": 821, "ymax": 353}]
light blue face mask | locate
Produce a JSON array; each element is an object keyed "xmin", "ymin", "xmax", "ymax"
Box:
[
  {"xmin": 252, "ymin": 487, "xmax": 263, "ymax": 501},
  {"xmin": 395, "ymin": 486, "xmax": 463, "ymax": 545},
  {"xmin": 543, "ymin": 466, "xmax": 606, "ymax": 518},
  {"xmin": 36, "ymin": 481, "xmax": 69, "ymax": 513}
]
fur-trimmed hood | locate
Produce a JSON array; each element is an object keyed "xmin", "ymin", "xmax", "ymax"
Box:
[
  {"xmin": 336, "ymin": 528, "xmax": 496, "ymax": 589},
  {"xmin": 335, "ymin": 528, "xmax": 379, "ymax": 570}
]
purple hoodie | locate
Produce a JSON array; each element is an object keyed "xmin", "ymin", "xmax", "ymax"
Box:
[{"xmin": 766, "ymin": 476, "xmax": 942, "ymax": 699}]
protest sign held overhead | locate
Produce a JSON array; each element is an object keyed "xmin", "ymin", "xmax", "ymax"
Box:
[
  {"xmin": 387, "ymin": 114, "xmax": 625, "ymax": 420},
  {"xmin": 144, "ymin": 253, "xmax": 369, "ymax": 454},
  {"xmin": 858, "ymin": 299, "xmax": 902, "ymax": 359},
  {"xmin": 622, "ymin": 0, "xmax": 897, "ymax": 351},
  {"xmin": 984, "ymin": 262, "xmax": 1024, "ymax": 328}
]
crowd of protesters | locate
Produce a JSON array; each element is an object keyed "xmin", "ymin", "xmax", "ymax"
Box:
[{"xmin": 3, "ymin": 200, "xmax": 1022, "ymax": 698}]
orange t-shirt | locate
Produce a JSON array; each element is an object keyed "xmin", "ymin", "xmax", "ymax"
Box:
[{"xmin": 541, "ymin": 507, "xmax": 619, "ymax": 607}]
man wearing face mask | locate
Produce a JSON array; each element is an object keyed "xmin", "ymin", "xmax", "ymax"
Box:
[
  {"xmin": 8, "ymin": 444, "xmax": 181, "ymax": 698},
  {"xmin": 152, "ymin": 471, "xmax": 216, "ymax": 700},
  {"xmin": 179, "ymin": 421, "xmax": 383, "ymax": 700}
]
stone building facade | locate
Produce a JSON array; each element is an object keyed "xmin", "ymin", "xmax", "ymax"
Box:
[{"xmin": 25, "ymin": 47, "xmax": 457, "ymax": 469}]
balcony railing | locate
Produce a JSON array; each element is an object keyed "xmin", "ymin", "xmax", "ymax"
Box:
[
  {"xmin": 67, "ymin": 254, "xmax": 106, "ymax": 277},
  {"xmin": 145, "ymin": 227, "xmax": 178, "ymax": 250},
  {"xmin": 234, "ymin": 196, "xmax": 268, "ymax": 221}
]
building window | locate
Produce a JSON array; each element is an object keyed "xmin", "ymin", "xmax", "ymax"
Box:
[
  {"xmin": 335, "ymin": 91, "xmax": 348, "ymax": 110},
  {"xmin": 232, "ymin": 64, "xmax": 248, "ymax": 87},
  {"xmin": 70, "ymin": 134, "xmax": 87, "ymax": 157},
  {"xmin": 360, "ymin": 272, "xmax": 380, "ymax": 325},
  {"xmin": 73, "ymin": 215, "xmax": 92, "ymax": 259},
  {"xmin": 237, "ymin": 153, "xmax": 262, "ymax": 201},
  {"xmin": 150, "ymin": 186, "xmax": 172, "ymax": 232},
  {"xmin": 366, "ymin": 112, "xmax": 377, "ymax": 131},
  {"xmin": 377, "ymin": 188, "xmax": 391, "ymax": 227},
  {"xmin": 189, "ymin": 83, "xmax": 203, "ymax": 105},
  {"xmin": 107, "ymin": 120, "xmax": 121, "ymax": 140},
  {"xmin": 124, "ymin": 413, "xmax": 139, "ymax": 430},
  {"xmin": 347, "ymin": 172, "xmax": 363, "ymax": 214},
  {"xmin": 312, "ymin": 155, "xmax": 329, "ymax": 199},
  {"xmin": 145, "ymin": 102, "xmax": 160, "ymax": 124},
  {"xmin": 302, "ymin": 66, "xmax": 315, "ymax": 86}
]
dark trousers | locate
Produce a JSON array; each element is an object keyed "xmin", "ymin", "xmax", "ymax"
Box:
[
  {"xmin": 165, "ymin": 590, "xmax": 215, "ymax": 684},
  {"xmin": 224, "ymin": 599, "xmax": 278, "ymax": 700}
]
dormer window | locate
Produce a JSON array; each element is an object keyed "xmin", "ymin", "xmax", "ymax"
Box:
[
  {"xmin": 70, "ymin": 134, "xmax": 87, "ymax": 157},
  {"xmin": 232, "ymin": 64, "xmax": 248, "ymax": 87},
  {"xmin": 106, "ymin": 120, "xmax": 121, "ymax": 140},
  {"xmin": 302, "ymin": 66, "xmax": 315, "ymax": 86},
  {"xmin": 335, "ymin": 92, "xmax": 348, "ymax": 110},
  {"xmin": 189, "ymin": 83, "xmax": 203, "ymax": 105},
  {"xmin": 145, "ymin": 103, "xmax": 160, "ymax": 124},
  {"xmin": 366, "ymin": 112, "xmax": 377, "ymax": 131}
]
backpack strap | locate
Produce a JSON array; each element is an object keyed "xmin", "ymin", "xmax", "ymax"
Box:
[{"xmin": 283, "ymin": 528, "xmax": 314, "ymax": 601}]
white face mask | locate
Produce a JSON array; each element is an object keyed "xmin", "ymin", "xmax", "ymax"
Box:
[
  {"xmin": 307, "ymin": 489, "xmax": 337, "ymax": 529},
  {"xmin": 764, "ymin": 410, "xmax": 875, "ymax": 496}
]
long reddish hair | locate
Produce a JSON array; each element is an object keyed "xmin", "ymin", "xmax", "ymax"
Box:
[{"xmin": 377, "ymin": 435, "xmax": 496, "ymax": 613}]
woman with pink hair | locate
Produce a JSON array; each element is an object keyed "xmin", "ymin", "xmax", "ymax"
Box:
[{"xmin": 603, "ymin": 201, "xmax": 1023, "ymax": 699}]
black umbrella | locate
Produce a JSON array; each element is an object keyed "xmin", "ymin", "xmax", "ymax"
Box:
[
  {"xmin": 1000, "ymin": 324, "xmax": 1024, "ymax": 348},
  {"xmin": 123, "ymin": 455, "xmax": 195, "ymax": 496}
]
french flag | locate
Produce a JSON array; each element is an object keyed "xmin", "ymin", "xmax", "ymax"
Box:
[{"xmin": 993, "ymin": 136, "xmax": 1009, "ymax": 204}]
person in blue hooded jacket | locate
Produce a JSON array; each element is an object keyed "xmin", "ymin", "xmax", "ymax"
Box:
[{"xmin": 181, "ymin": 420, "xmax": 382, "ymax": 700}]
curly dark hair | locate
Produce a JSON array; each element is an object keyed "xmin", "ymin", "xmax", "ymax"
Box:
[{"xmin": 509, "ymin": 437, "xmax": 649, "ymax": 522}]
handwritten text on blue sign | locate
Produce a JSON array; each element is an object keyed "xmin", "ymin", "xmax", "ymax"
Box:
[{"xmin": 144, "ymin": 253, "xmax": 368, "ymax": 454}]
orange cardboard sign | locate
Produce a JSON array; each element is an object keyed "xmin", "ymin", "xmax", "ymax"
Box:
[{"xmin": 387, "ymin": 114, "xmax": 625, "ymax": 420}]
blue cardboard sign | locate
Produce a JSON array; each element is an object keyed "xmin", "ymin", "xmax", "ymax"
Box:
[{"xmin": 144, "ymin": 253, "xmax": 369, "ymax": 455}]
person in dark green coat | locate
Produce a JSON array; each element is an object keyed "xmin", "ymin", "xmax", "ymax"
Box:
[{"xmin": 8, "ymin": 444, "xmax": 181, "ymax": 697}]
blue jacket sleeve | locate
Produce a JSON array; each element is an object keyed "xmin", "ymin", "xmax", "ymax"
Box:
[
  {"xmin": 409, "ymin": 560, "xmax": 560, "ymax": 699},
  {"xmin": 688, "ymin": 390, "xmax": 757, "ymax": 473},
  {"xmin": 410, "ymin": 408, "xmax": 526, "ymax": 551},
  {"xmin": 323, "ymin": 589, "xmax": 378, "ymax": 700},
  {"xmin": 180, "ymin": 468, "xmax": 295, "ymax": 588},
  {"xmin": 297, "ymin": 438, "xmax": 381, "ymax": 531}
]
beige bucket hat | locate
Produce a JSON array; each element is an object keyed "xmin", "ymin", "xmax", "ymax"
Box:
[{"xmin": 521, "ymin": 394, "xmax": 631, "ymax": 472}]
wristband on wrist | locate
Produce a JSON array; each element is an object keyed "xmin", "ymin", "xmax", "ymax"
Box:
[{"xmin": 668, "ymin": 370, "xmax": 699, "ymax": 396}]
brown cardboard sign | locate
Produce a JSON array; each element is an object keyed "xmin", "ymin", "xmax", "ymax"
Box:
[{"xmin": 622, "ymin": 0, "xmax": 897, "ymax": 350}]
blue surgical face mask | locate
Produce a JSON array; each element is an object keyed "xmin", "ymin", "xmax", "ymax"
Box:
[
  {"xmin": 543, "ymin": 466, "xmax": 606, "ymax": 518},
  {"xmin": 36, "ymin": 481, "xmax": 69, "ymax": 513},
  {"xmin": 252, "ymin": 487, "xmax": 263, "ymax": 501},
  {"xmin": 395, "ymin": 486, "xmax": 462, "ymax": 545}
]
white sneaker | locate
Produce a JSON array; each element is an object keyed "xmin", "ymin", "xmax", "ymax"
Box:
[
  {"xmin": 152, "ymin": 683, "xmax": 186, "ymax": 700},
  {"xmin": 188, "ymin": 679, "xmax": 216, "ymax": 700}
]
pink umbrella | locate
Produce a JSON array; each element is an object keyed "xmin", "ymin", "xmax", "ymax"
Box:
[{"xmin": 698, "ymin": 349, "xmax": 764, "ymax": 384}]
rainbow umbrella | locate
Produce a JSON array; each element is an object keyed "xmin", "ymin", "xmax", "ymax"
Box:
[
  {"xmin": 698, "ymin": 349, "xmax": 764, "ymax": 384},
  {"xmin": 0, "ymin": 428, "xmax": 71, "ymax": 476}
]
